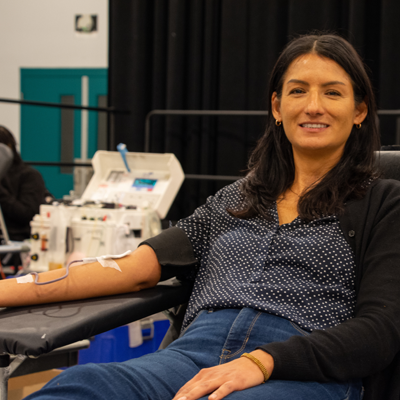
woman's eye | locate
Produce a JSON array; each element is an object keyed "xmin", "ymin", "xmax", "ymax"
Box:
[
  {"xmin": 326, "ymin": 90, "xmax": 340, "ymax": 96},
  {"xmin": 289, "ymin": 88, "xmax": 304, "ymax": 94}
]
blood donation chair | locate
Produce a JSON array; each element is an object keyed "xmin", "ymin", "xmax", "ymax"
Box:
[{"xmin": 0, "ymin": 151, "xmax": 399, "ymax": 400}]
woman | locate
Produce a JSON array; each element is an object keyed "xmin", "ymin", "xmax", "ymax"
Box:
[
  {"xmin": 0, "ymin": 126, "xmax": 46, "ymax": 242},
  {"xmin": 2, "ymin": 34, "xmax": 399, "ymax": 399},
  {"xmin": 0, "ymin": 126, "xmax": 47, "ymax": 273}
]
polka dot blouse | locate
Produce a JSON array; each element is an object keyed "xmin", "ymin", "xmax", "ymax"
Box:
[{"xmin": 176, "ymin": 179, "xmax": 356, "ymax": 332}]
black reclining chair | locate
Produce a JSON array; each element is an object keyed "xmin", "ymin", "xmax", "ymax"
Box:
[{"xmin": 0, "ymin": 150, "xmax": 399, "ymax": 400}]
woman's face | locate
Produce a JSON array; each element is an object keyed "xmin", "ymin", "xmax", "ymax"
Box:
[{"xmin": 271, "ymin": 53, "xmax": 367, "ymax": 160}]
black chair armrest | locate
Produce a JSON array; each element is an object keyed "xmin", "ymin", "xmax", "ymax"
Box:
[{"xmin": 0, "ymin": 280, "xmax": 192, "ymax": 357}]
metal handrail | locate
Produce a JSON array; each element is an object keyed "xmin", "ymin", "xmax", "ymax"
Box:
[
  {"xmin": 144, "ymin": 109, "xmax": 400, "ymax": 152},
  {"xmin": 26, "ymin": 161, "xmax": 92, "ymax": 167},
  {"xmin": 25, "ymin": 161, "xmax": 241, "ymax": 181},
  {"xmin": 0, "ymin": 97, "xmax": 129, "ymax": 113},
  {"xmin": 17, "ymin": 106, "xmax": 400, "ymax": 182},
  {"xmin": 376, "ymin": 110, "xmax": 400, "ymax": 115}
]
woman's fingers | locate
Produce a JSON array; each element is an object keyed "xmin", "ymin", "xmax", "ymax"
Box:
[
  {"xmin": 207, "ymin": 381, "xmax": 237, "ymax": 400},
  {"xmin": 173, "ymin": 356, "xmax": 266, "ymax": 400},
  {"xmin": 174, "ymin": 369, "xmax": 219, "ymax": 400}
]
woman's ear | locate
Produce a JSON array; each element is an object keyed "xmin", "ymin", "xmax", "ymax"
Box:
[
  {"xmin": 271, "ymin": 92, "xmax": 282, "ymax": 121},
  {"xmin": 354, "ymin": 99, "xmax": 368, "ymax": 125}
]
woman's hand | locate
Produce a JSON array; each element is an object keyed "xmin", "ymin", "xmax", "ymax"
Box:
[{"xmin": 173, "ymin": 350, "xmax": 274, "ymax": 400}]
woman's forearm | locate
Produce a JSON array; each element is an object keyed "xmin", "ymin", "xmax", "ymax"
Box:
[{"xmin": 0, "ymin": 245, "xmax": 161, "ymax": 307}]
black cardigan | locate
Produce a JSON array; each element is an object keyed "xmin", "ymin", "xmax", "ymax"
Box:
[
  {"xmin": 0, "ymin": 162, "xmax": 46, "ymax": 241},
  {"xmin": 142, "ymin": 179, "xmax": 400, "ymax": 400}
]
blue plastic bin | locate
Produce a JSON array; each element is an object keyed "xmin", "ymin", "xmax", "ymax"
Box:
[{"xmin": 78, "ymin": 319, "xmax": 170, "ymax": 364}]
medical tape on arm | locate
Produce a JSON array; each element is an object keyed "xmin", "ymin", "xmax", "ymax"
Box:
[
  {"xmin": 82, "ymin": 250, "xmax": 132, "ymax": 272},
  {"xmin": 16, "ymin": 274, "xmax": 34, "ymax": 284},
  {"xmin": 16, "ymin": 250, "xmax": 132, "ymax": 285}
]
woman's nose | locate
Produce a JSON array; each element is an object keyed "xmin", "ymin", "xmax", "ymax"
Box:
[{"xmin": 305, "ymin": 92, "xmax": 323, "ymax": 115}]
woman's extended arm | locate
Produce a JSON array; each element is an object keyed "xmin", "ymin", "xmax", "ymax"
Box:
[{"xmin": 0, "ymin": 245, "xmax": 161, "ymax": 307}]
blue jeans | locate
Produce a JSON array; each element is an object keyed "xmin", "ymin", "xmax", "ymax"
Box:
[{"xmin": 25, "ymin": 308, "xmax": 363, "ymax": 400}]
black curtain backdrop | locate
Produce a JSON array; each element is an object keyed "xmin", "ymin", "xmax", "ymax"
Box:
[{"xmin": 108, "ymin": 0, "xmax": 400, "ymax": 221}]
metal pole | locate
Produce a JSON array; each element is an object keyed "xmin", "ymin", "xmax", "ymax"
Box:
[
  {"xmin": 396, "ymin": 117, "xmax": 400, "ymax": 145},
  {"xmin": 0, "ymin": 355, "xmax": 10, "ymax": 400},
  {"xmin": 0, "ymin": 354, "xmax": 26, "ymax": 400},
  {"xmin": 109, "ymin": 112, "xmax": 115, "ymax": 151},
  {"xmin": 81, "ymin": 76, "xmax": 89, "ymax": 162}
]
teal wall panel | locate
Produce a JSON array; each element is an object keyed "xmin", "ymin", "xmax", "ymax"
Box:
[{"xmin": 20, "ymin": 69, "xmax": 108, "ymax": 198}]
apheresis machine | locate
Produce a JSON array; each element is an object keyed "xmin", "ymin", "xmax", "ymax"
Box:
[{"xmin": 28, "ymin": 151, "xmax": 184, "ymax": 272}]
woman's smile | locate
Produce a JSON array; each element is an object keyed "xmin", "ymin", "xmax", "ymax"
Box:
[{"xmin": 299, "ymin": 122, "xmax": 330, "ymax": 132}]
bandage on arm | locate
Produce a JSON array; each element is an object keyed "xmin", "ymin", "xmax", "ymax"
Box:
[
  {"xmin": 17, "ymin": 250, "xmax": 132, "ymax": 286},
  {"xmin": 0, "ymin": 245, "xmax": 161, "ymax": 307}
]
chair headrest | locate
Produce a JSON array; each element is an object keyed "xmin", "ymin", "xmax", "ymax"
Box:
[
  {"xmin": 0, "ymin": 143, "xmax": 13, "ymax": 181},
  {"xmin": 375, "ymin": 151, "xmax": 400, "ymax": 181}
]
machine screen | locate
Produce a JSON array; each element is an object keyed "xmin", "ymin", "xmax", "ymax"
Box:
[{"xmin": 132, "ymin": 178, "xmax": 157, "ymax": 190}]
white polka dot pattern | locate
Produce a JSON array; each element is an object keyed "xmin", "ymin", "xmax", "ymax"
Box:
[{"xmin": 177, "ymin": 179, "xmax": 356, "ymax": 332}]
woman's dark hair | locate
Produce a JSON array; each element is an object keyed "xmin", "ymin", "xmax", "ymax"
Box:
[
  {"xmin": 0, "ymin": 126, "xmax": 23, "ymax": 165},
  {"xmin": 231, "ymin": 33, "xmax": 380, "ymax": 221}
]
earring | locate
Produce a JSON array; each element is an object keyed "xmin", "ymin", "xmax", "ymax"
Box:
[
  {"xmin": 275, "ymin": 120, "xmax": 282, "ymax": 126},
  {"xmin": 355, "ymin": 123, "xmax": 362, "ymax": 129}
]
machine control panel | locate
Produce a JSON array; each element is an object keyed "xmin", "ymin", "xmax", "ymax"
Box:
[{"xmin": 81, "ymin": 152, "xmax": 185, "ymax": 219}]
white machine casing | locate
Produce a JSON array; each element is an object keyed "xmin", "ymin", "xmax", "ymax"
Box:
[{"xmin": 29, "ymin": 151, "xmax": 184, "ymax": 272}]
